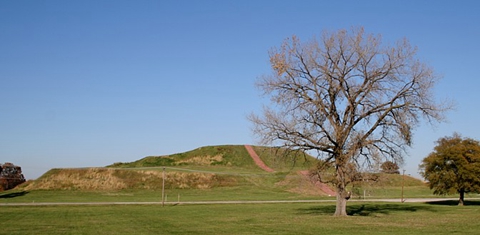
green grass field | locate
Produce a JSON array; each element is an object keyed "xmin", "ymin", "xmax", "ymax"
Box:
[
  {"xmin": 1, "ymin": 181, "xmax": 454, "ymax": 204},
  {"xmin": 1, "ymin": 201, "xmax": 479, "ymax": 234},
  {"xmin": 3, "ymin": 145, "xmax": 479, "ymax": 234},
  {"xmin": 0, "ymin": 187, "xmax": 323, "ymax": 203}
]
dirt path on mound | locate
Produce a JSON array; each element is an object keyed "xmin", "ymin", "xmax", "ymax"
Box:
[
  {"xmin": 299, "ymin": 170, "xmax": 337, "ymax": 196},
  {"xmin": 244, "ymin": 145, "xmax": 274, "ymax": 172},
  {"xmin": 244, "ymin": 145, "xmax": 336, "ymax": 196}
]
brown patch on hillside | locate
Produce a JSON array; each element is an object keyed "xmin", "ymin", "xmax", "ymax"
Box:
[
  {"xmin": 176, "ymin": 155, "xmax": 224, "ymax": 166},
  {"xmin": 299, "ymin": 170, "xmax": 336, "ymax": 196},
  {"xmin": 25, "ymin": 168, "xmax": 237, "ymax": 191},
  {"xmin": 24, "ymin": 168, "xmax": 127, "ymax": 190},
  {"xmin": 277, "ymin": 171, "xmax": 336, "ymax": 196}
]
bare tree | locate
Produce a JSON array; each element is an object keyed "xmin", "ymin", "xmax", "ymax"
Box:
[{"xmin": 250, "ymin": 27, "xmax": 451, "ymax": 216}]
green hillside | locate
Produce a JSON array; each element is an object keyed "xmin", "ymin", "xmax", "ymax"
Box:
[
  {"xmin": 20, "ymin": 145, "xmax": 433, "ymax": 200},
  {"xmin": 24, "ymin": 145, "xmax": 319, "ymax": 192},
  {"xmin": 107, "ymin": 145, "xmax": 317, "ymax": 172}
]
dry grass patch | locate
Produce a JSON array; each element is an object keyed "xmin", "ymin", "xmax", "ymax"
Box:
[
  {"xmin": 276, "ymin": 172, "xmax": 331, "ymax": 196},
  {"xmin": 24, "ymin": 168, "xmax": 238, "ymax": 191},
  {"xmin": 176, "ymin": 155, "xmax": 224, "ymax": 166},
  {"xmin": 25, "ymin": 168, "xmax": 127, "ymax": 190}
]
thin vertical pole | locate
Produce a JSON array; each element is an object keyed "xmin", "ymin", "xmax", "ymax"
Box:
[
  {"xmin": 162, "ymin": 167, "xmax": 165, "ymax": 207},
  {"xmin": 363, "ymin": 178, "xmax": 366, "ymax": 200},
  {"xmin": 401, "ymin": 169, "xmax": 405, "ymax": 203}
]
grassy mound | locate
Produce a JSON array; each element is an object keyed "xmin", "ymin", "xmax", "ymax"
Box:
[
  {"xmin": 108, "ymin": 145, "xmax": 257, "ymax": 169},
  {"xmin": 25, "ymin": 145, "xmax": 319, "ymax": 192},
  {"xmin": 23, "ymin": 145, "xmax": 430, "ymax": 199},
  {"xmin": 107, "ymin": 145, "xmax": 317, "ymax": 171}
]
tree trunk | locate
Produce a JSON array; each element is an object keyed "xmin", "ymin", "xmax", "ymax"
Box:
[
  {"xmin": 334, "ymin": 161, "xmax": 349, "ymax": 216},
  {"xmin": 334, "ymin": 185, "xmax": 348, "ymax": 216},
  {"xmin": 458, "ymin": 189, "xmax": 465, "ymax": 206}
]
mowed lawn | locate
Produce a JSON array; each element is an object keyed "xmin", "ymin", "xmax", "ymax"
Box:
[{"xmin": 1, "ymin": 201, "xmax": 479, "ymax": 235}]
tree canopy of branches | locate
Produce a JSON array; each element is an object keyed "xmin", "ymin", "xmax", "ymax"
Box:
[
  {"xmin": 380, "ymin": 161, "xmax": 400, "ymax": 174},
  {"xmin": 250, "ymin": 27, "xmax": 450, "ymax": 216},
  {"xmin": 420, "ymin": 134, "xmax": 480, "ymax": 205},
  {"xmin": 0, "ymin": 162, "xmax": 26, "ymax": 191}
]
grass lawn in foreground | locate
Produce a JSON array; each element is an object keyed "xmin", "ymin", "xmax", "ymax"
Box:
[
  {"xmin": 0, "ymin": 187, "xmax": 447, "ymax": 204},
  {"xmin": 0, "ymin": 187, "xmax": 328, "ymax": 203},
  {"xmin": 1, "ymin": 201, "xmax": 479, "ymax": 235}
]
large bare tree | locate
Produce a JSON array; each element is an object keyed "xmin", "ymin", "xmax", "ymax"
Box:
[{"xmin": 250, "ymin": 28, "xmax": 450, "ymax": 216}]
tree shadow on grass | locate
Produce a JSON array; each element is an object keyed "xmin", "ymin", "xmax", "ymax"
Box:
[
  {"xmin": 0, "ymin": 191, "xmax": 29, "ymax": 199},
  {"xmin": 298, "ymin": 203, "xmax": 436, "ymax": 216},
  {"xmin": 426, "ymin": 200, "xmax": 480, "ymax": 206}
]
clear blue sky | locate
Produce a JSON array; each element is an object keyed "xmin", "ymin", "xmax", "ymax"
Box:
[{"xmin": 1, "ymin": 1, "xmax": 479, "ymax": 179}]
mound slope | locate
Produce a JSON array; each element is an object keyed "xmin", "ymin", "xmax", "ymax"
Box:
[
  {"xmin": 26, "ymin": 145, "xmax": 328, "ymax": 194},
  {"xmin": 23, "ymin": 145, "xmax": 424, "ymax": 198}
]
